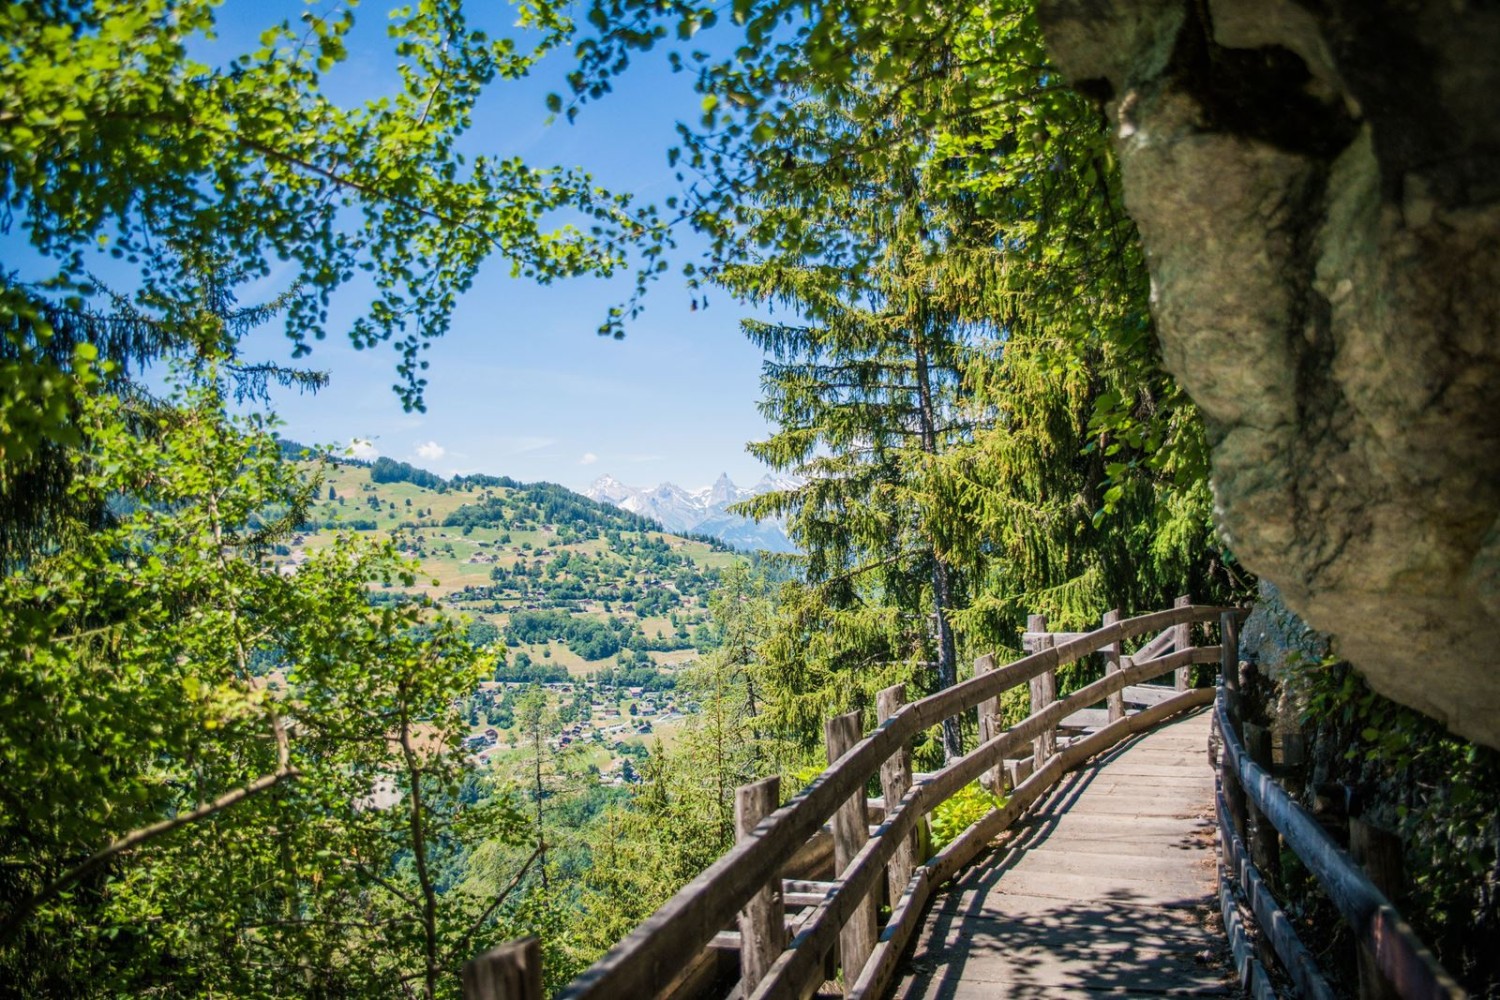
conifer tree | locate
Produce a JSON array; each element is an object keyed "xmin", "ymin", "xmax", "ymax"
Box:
[
  {"xmin": 727, "ymin": 197, "xmax": 986, "ymax": 759},
  {"xmin": 651, "ymin": 0, "xmax": 1244, "ymax": 736}
]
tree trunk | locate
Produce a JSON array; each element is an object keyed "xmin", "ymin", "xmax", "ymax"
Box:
[
  {"xmin": 913, "ymin": 333, "xmax": 964, "ymax": 761},
  {"xmin": 930, "ymin": 559, "xmax": 963, "ymax": 760}
]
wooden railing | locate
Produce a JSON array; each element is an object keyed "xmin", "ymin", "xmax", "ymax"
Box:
[
  {"xmin": 464, "ymin": 600, "xmax": 1238, "ymax": 1000},
  {"xmin": 1212, "ymin": 614, "xmax": 1465, "ymax": 1000}
]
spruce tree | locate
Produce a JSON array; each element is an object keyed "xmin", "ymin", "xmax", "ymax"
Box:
[{"xmin": 726, "ymin": 135, "xmax": 989, "ymax": 759}]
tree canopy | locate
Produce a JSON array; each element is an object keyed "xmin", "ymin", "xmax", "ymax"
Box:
[
  {"xmin": 2, "ymin": 0, "xmax": 669, "ymax": 390},
  {"xmin": 568, "ymin": 0, "xmax": 1245, "ymax": 757},
  {"xmin": 0, "ymin": 2, "xmax": 679, "ymax": 991}
]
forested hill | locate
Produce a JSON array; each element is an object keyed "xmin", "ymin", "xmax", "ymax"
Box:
[{"xmin": 277, "ymin": 447, "xmax": 745, "ymax": 681}]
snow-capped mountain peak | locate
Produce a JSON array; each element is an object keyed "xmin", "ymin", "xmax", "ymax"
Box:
[
  {"xmin": 706, "ymin": 472, "xmax": 748, "ymax": 507},
  {"xmin": 587, "ymin": 474, "xmax": 635, "ymax": 504},
  {"xmin": 752, "ymin": 472, "xmax": 804, "ymax": 494},
  {"xmin": 585, "ymin": 472, "xmax": 799, "ymax": 552}
]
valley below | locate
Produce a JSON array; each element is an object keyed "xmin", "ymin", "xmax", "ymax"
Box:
[{"xmin": 275, "ymin": 452, "xmax": 756, "ymax": 783}]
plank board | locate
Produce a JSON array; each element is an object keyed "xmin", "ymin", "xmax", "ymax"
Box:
[
  {"xmin": 894, "ymin": 708, "xmax": 1233, "ymax": 999},
  {"xmin": 1123, "ymin": 683, "xmax": 1183, "ymax": 706},
  {"xmin": 1058, "ymin": 707, "xmax": 1110, "ymax": 730}
]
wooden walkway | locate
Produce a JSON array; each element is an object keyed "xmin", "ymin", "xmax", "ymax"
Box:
[{"xmin": 893, "ymin": 708, "xmax": 1233, "ymax": 999}]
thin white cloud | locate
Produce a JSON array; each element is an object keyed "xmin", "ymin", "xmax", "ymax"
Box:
[
  {"xmin": 350, "ymin": 438, "xmax": 379, "ymax": 461},
  {"xmin": 496, "ymin": 435, "xmax": 556, "ymax": 455},
  {"xmin": 579, "ymin": 452, "xmax": 599, "ymax": 466},
  {"xmin": 416, "ymin": 441, "xmax": 446, "ymax": 461}
]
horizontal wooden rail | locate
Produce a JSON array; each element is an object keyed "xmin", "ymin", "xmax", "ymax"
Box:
[
  {"xmin": 1219, "ymin": 861, "xmax": 1277, "ymax": 1000},
  {"xmin": 1215, "ymin": 692, "xmax": 1463, "ymax": 999},
  {"xmin": 491, "ymin": 603, "xmax": 1236, "ymax": 1000},
  {"xmin": 1216, "ymin": 785, "xmax": 1335, "ymax": 1000}
]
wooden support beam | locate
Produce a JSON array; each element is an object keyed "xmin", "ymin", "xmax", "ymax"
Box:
[
  {"xmin": 781, "ymin": 879, "xmax": 836, "ymax": 908},
  {"xmin": 877, "ymin": 685, "xmax": 917, "ymax": 908},
  {"xmin": 1281, "ymin": 731, "xmax": 1307, "ymax": 770},
  {"xmin": 1102, "ymin": 609, "xmax": 1125, "ymax": 724},
  {"xmin": 827, "ymin": 711, "xmax": 877, "ymax": 989},
  {"xmin": 1058, "ymin": 708, "xmax": 1110, "ymax": 730},
  {"xmin": 1132, "ymin": 627, "xmax": 1177, "ymax": 664},
  {"xmin": 1020, "ymin": 630, "xmax": 1089, "ymax": 646},
  {"xmin": 712, "ymin": 920, "xmax": 803, "ymax": 952},
  {"xmin": 463, "ymin": 937, "xmax": 543, "ymax": 1000},
  {"xmin": 1219, "ymin": 612, "xmax": 1241, "ymax": 726},
  {"xmin": 1120, "ymin": 684, "xmax": 1176, "ymax": 707},
  {"xmin": 737, "ymin": 777, "xmax": 787, "ymax": 994},
  {"xmin": 1351, "ymin": 818, "xmax": 1404, "ymax": 1000},
  {"xmin": 1215, "ymin": 612, "xmax": 1251, "ymax": 861},
  {"xmin": 1173, "ymin": 595, "xmax": 1192, "ymax": 690},
  {"xmin": 1242, "ymin": 722, "xmax": 1281, "ymax": 883},
  {"xmin": 1004, "ymin": 756, "xmax": 1034, "ymax": 789},
  {"xmin": 1027, "ymin": 615, "xmax": 1057, "ymax": 768},
  {"xmin": 971, "ymin": 657, "xmax": 1003, "ymax": 792},
  {"xmin": 1220, "ymin": 747, "xmax": 1250, "ymax": 848}
]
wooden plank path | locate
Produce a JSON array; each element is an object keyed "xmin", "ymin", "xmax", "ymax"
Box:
[
  {"xmin": 470, "ymin": 605, "xmax": 1251, "ymax": 1000},
  {"xmin": 893, "ymin": 708, "xmax": 1234, "ymax": 999}
]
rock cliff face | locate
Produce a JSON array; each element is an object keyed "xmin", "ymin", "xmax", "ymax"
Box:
[{"xmin": 1037, "ymin": 0, "xmax": 1500, "ymax": 748}]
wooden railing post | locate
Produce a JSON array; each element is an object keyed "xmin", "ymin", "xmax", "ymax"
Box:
[
  {"xmin": 1235, "ymin": 656, "xmax": 1282, "ymax": 890},
  {"xmin": 1220, "ymin": 611, "xmax": 1241, "ymax": 721},
  {"xmin": 877, "ymin": 685, "xmax": 918, "ymax": 906},
  {"xmin": 1242, "ymin": 721, "xmax": 1281, "ymax": 882},
  {"xmin": 1351, "ymin": 818, "xmax": 1404, "ymax": 1000},
  {"xmin": 1026, "ymin": 614, "xmax": 1057, "ymax": 767},
  {"xmin": 972, "ymin": 656, "xmax": 1003, "ymax": 791},
  {"xmin": 463, "ymin": 937, "xmax": 542, "ymax": 1000},
  {"xmin": 736, "ymin": 777, "xmax": 786, "ymax": 994},
  {"xmin": 827, "ymin": 711, "xmax": 878, "ymax": 987},
  {"xmin": 1102, "ymin": 609, "xmax": 1125, "ymax": 724},
  {"xmin": 1218, "ymin": 613, "xmax": 1249, "ymax": 845},
  {"xmin": 1173, "ymin": 594, "xmax": 1192, "ymax": 690}
]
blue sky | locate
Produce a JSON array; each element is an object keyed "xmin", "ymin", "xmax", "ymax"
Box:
[
  {"xmin": 11, "ymin": 2, "xmax": 780, "ymax": 494},
  {"xmin": 237, "ymin": 4, "xmax": 780, "ymax": 494}
]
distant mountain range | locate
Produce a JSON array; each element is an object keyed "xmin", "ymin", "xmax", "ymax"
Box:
[{"xmin": 587, "ymin": 473, "xmax": 800, "ymax": 553}]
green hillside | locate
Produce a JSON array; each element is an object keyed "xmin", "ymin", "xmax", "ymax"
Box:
[{"xmin": 277, "ymin": 453, "xmax": 743, "ymax": 682}]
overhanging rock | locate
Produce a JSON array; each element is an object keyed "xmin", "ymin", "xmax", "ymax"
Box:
[{"xmin": 1037, "ymin": 0, "xmax": 1500, "ymax": 748}]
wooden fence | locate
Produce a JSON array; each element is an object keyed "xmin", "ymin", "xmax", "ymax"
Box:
[
  {"xmin": 1212, "ymin": 613, "xmax": 1465, "ymax": 1000},
  {"xmin": 464, "ymin": 599, "xmax": 1237, "ymax": 1000}
]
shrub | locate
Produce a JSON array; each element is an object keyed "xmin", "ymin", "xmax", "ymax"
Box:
[{"xmin": 929, "ymin": 782, "xmax": 1005, "ymax": 850}]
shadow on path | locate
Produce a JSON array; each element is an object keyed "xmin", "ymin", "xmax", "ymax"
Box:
[{"xmin": 895, "ymin": 709, "xmax": 1234, "ymax": 999}]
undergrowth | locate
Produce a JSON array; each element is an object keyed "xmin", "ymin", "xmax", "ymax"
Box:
[
  {"xmin": 929, "ymin": 782, "xmax": 1006, "ymax": 850},
  {"xmin": 1278, "ymin": 655, "xmax": 1500, "ymax": 996}
]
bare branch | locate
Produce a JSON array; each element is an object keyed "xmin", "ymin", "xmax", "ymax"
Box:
[
  {"xmin": 342, "ymin": 858, "xmax": 420, "ymax": 909},
  {"xmin": 447, "ymin": 843, "xmax": 546, "ymax": 965},
  {"xmin": 0, "ymin": 767, "xmax": 299, "ymax": 944}
]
